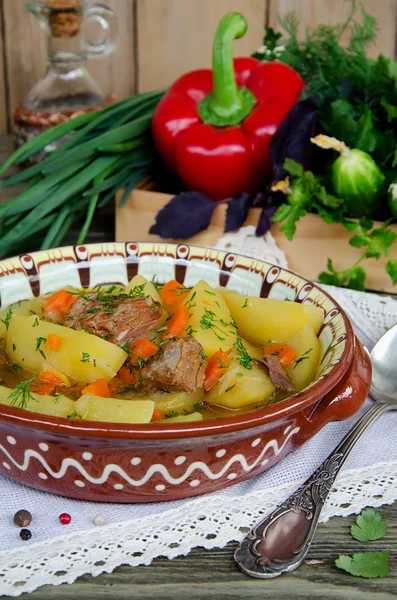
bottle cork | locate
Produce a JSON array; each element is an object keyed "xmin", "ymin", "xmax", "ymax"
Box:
[{"xmin": 45, "ymin": 0, "xmax": 82, "ymax": 38}]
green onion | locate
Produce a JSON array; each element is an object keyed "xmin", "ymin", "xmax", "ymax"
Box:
[{"xmin": 0, "ymin": 90, "xmax": 166, "ymax": 256}]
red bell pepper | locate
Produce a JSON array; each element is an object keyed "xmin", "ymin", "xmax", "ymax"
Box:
[{"xmin": 152, "ymin": 12, "xmax": 304, "ymax": 201}]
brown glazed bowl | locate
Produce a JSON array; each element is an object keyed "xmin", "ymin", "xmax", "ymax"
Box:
[{"xmin": 0, "ymin": 243, "xmax": 371, "ymax": 502}]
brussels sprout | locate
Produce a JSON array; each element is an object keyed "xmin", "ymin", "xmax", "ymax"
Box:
[
  {"xmin": 388, "ymin": 183, "xmax": 397, "ymax": 218},
  {"xmin": 311, "ymin": 135, "xmax": 386, "ymax": 218}
]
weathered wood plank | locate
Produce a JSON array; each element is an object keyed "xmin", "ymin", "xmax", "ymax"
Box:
[
  {"xmin": 87, "ymin": 0, "xmax": 136, "ymax": 100},
  {"xmin": 0, "ymin": 2, "xmax": 8, "ymax": 135},
  {"xmin": 2, "ymin": 1, "xmax": 47, "ymax": 128},
  {"xmin": 24, "ymin": 504, "xmax": 397, "ymax": 599},
  {"xmin": 136, "ymin": 0, "xmax": 268, "ymax": 93},
  {"xmin": 269, "ymin": 0, "xmax": 397, "ymax": 59}
]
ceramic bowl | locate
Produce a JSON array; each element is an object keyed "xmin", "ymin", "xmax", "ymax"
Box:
[{"xmin": 0, "ymin": 243, "xmax": 371, "ymax": 502}]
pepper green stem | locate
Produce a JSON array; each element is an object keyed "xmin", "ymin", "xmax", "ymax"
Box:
[{"xmin": 198, "ymin": 12, "xmax": 256, "ymax": 127}]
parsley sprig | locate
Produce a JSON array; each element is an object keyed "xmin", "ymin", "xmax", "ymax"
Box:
[{"xmin": 335, "ymin": 508, "xmax": 388, "ymax": 579}]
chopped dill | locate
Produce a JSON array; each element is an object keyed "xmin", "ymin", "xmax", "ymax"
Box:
[
  {"xmin": 67, "ymin": 411, "xmax": 82, "ymax": 419},
  {"xmin": 0, "ymin": 308, "xmax": 13, "ymax": 331},
  {"xmin": 234, "ymin": 338, "xmax": 253, "ymax": 370},
  {"xmin": 294, "ymin": 348, "xmax": 313, "ymax": 368},
  {"xmin": 35, "ymin": 336, "xmax": 47, "ymax": 359},
  {"xmin": 7, "ymin": 373, "xmax": 38, "ymax": 409},
  {"xmin": 193, "ymin": 402, "xmax": 203, "ymax": 412},
  {"xmin": 165, "ymin": 410, "xmax": 179, "ymax": 418}
]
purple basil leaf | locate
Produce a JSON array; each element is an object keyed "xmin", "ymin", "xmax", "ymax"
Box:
[
  {"xmin": 255, "ymin": 193, "xmax": 278, "ymax": 236},
  {"xmin": 149, "ymin": 191, "xmax": 216, "ymax": 239},
  {"xmin": 270, "ymin": 96, "xmax": 319, "ymax": 182},
  {"xmin": 224, "ymin": 192, "xmax": 251, "ymax": 233}
]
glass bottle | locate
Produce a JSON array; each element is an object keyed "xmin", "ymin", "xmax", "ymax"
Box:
[{"xmin": 14, "ymin": 0, "xmax": 119, "ymax": 161}]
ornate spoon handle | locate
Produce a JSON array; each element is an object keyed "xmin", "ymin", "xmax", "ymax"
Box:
[{"xmin": 234, "ymin": 401, "xmax": 390, "ymax": 579}]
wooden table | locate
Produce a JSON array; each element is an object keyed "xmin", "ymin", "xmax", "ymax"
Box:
[{"xmin": 0, "ymin": 135, "xmax": 396, "ymax": 599}]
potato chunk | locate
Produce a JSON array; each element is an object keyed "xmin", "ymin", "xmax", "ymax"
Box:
[
  {"xmin": 151, "ymin": 388, "xmax": 204, "ymax": 414},
  {"xmin": 183, "ymin": 280, "xmax": 237, "ymax": 356},
  {"xmin": 0, "ymin": 385, "xmax": 75, "ymax": 417},
  {"xmin": 159, "ymin": 412, "xmax": 203, "ymax": 423},
  {"xmin": 76, "ymin": 394, "xmax": 154, "ymax": 423},
  {"xmin": 7, "ymin": 315, "xmax": 127, "ymax": 384},
  {"xmin": 0, "ymin": 297, "xmax": 44, "ymax": 339},
  {"xmin": 220, "ymin": 289, "xmax": 323, "ymax": 345},
  {"xmin": 285, "ymin": 324, "xmax": 321, "ymax": 391},
  {"xmin": 206, "ymin": 351, "xmax": 274, "ymax": 409}
]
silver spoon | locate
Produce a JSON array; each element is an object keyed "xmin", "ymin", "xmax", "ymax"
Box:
[{"xmin": 234, "ymin": 323, "xmax": 397, "ymax": 579}]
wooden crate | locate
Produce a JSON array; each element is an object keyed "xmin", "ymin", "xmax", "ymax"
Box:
[{"xmin": 116, "ymin": 183, "xmax": 397, "ymax": 294}]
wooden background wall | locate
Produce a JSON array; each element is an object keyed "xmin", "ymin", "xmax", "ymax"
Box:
[{"xmin": 0, "ymin": 0, "xmax": 396, "ymax": 134}]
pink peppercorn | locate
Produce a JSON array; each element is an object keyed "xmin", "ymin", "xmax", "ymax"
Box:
[{"xmin": 59, "ymin": 513, "xmax": 71, "ymax": 525}]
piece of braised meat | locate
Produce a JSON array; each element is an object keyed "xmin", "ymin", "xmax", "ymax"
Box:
[
  {"xmin": 255, "ymin": 355, "xmax": 294, "ymax": 392},
  {"xmin": 142, "ymin": 336, "xmax": 207, "ymax": 393},
  {"xmin": 65, "ymin": 292, "xmax": 163, "ymax": 347}
]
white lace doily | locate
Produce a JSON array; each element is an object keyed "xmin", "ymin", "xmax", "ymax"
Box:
[{"xmin": 1, "ymin": 230, "xmax": 397, "ymax": 598}]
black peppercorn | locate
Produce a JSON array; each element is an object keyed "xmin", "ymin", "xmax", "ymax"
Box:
[
  {"xmin": 14, "ymin": 509, "xmax": 32, "ymax": 528},
  {"xmin": 19, "ymin": 529, "xmax": 32, "ymax": 541}
]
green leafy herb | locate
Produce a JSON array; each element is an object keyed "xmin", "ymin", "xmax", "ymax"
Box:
[
  {"xmin": 155, "ymin": 325, "xmax": 167, "ymax": 333},
  {"xmin": 236, "ymin": 372, "xmax": 243, "ymax": 377},
  {"xmin": 12, "ymin": 343, "xmax": 17, "ymax": 351},
  {"xmin": 81, "ymin": 352, "xmax": 91, "ymax": 363},
  {"xmin": 32, "ymin": 317, "xmax": 39, "ymax": 328},
  {"xmin": 35, "ymin": 336, "xmax": 47, "ymax": 359},
  {"xmin": 294, "ymin": 347, "xmax": 312, "ymax": 369},
  {"xmin": 216, "ymin": 357, "xmax": 228, "ymax": 369},
  {"xmin": 165, "ymin": 410, "xmax": 179, "ymax": 418},
  {"xmin": 0, "ymin": 308, "xmax": 13, "ymax": 331},
  {"xmin": 386, "ymin": 259, "xmax": 397, "ymax": 285},
  {"xmin": 199, "ymin": 308, "xmax": 227, "ymax": 342},
  {"xmin": 234, "ymin": 337, "xmax": 252, "ymax": 370},
  {"xmin": 185, "ymin": 325, "xmax": 197, "ymax": 336},
  {"xmin": 67, "ymin": 411, "xmax": 83, "ymax": 419},
  {"xmin": 53, "ymin": 394, "xmax": 65, "ymax": 405},
  {"xmin": 204, "ymin": 290, "xmax": 216, "ymax": 296},
  {"xmin": 12, "ymin": 363, "xmax": 22, "ymax": 372},
  {"xmin": 350, "ymin": 508, "xmax": 387, "ymax": 542},
  {"xmin": 128, "ymin": 283, "xmax": 146, "ymax": 297},
  {"xmin": 193, "ymin": 402, "xmax": 203, "ymax": 412},
  {"xmin": 225, "ymin": 385, "xmax": 236, "ymax": 393},
  {"xmin": 242, "ymin": 299, "xmax": 248, "ymax": 308},
  {"xmin": 200, "ymin": 349, "xmax": 208, "ymax": 360},
  {"xmin": 121, "ymin": 342, "xmax": 131, "ymax": 354},
  {"xmin": 7, "ymin": 373, "xmax": 38, "ymax": 409},
  {"xmin": 335, "ymin": 552, "xmax": 388, "ymax": 579}
]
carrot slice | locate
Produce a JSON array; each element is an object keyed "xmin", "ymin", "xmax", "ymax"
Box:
[
  {"xmin": 163, "ymin": 304, "xmax": 189, "ymax": 339},
  {"xmin": 160, "ymin": 280, "xmax": 189, "ymax": 307},
  {"xmin": 36, "ymin": 368, "xmax": 65, "ymax": 386},
  {"xmin": 81, "ymin": 378, "xmax": 110, "ymax": 398},
  {"xmin": 43, "ymin": 290, "xmax": 77, "ymax": 317},
  {"xmin": 31, "ymin": 384, "xmax": 55, "ymax": 396},
  {"xmin": 263, "ymin": 343, "xmax": 297, "ymax": 367},
  {"xmin": 46, "ymin": 333, "xmax": 63, "ymax": 352},
  {"xmin": 129, "ymin": 338, "xmax": 158, "ymax": 366},
  {"xmin": 117, "ymin": 366, "xmax": 141, "ymax": 385},
  {"xmin": 204, "ymin": 350, "xmax": 229, "ymax": 392},
  {"xmin": 151, "ymin": 409, "xmax": 163, "ymax": 422}
]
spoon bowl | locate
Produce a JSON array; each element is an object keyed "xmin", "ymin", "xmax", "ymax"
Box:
[{"xmin": 370, "ymin": 323, "xmax": 397, "ymax": 403}]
